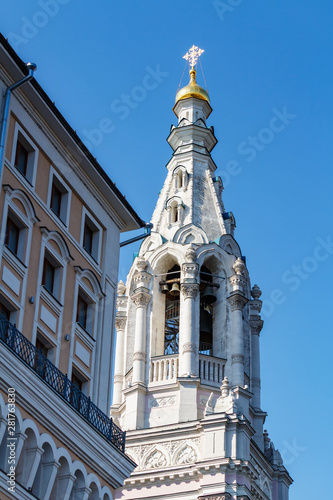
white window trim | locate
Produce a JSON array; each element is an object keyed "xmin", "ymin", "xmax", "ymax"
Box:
[
  {"xmin": 47, "ymin": 166, "xmax": 72, "ymax": 227},
  {"xmin": 80, "ymin": 207, "xmax": 103, "ymax": 266},
  {"xmin": 11, "ymin": 122, "xmax": 39, "ymax": 188}
]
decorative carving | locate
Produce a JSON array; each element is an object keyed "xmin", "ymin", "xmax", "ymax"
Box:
[
  {"xmin": 249, "ymin": 319, "xmax": 264, "ymax": 335},
  {"xmin": 251, "ymin": 284, "xmax": 262, "ymax": 299},
  {"xmin": 176, "ymin": 445, "xmax": 197, "ymax": 464},
  {"xmin": 117, "ymin": 280, "xmax": 126, "ymax": 296},
  {"xmin": 131, "ymin": 290, "xmax": 151, "ymax": 308},
  {"xmin": 133, "ymin": 351, "xmax": 146, "ymax": 362},
  {"xmin": 113, "ymin": 374, "xmax": 123, "ymax": 383},
  {"xmin": 116, "ymin": 295, "xmax": 128, "ymax": 310},
  {"xmin": 205, "ymin": 377, "xmax": 239, "ymax": 416},
  {"xmin": 231, "ymin": 353, "xmax": 245, "ymax": 364},
  {"xmin": 145, "ymin": 449, "xmax": 167, "ymax": 469},
  {"xmin": 185, "ymin": 245, "xmax": 197, "ymax": 262},
  {"xmin": 181, "ymin": 283, "xmax": 199, "ymax": 299},
  {"xmin": 200, "ymin": 396, "xmax": 209, "ymax": 407},
  {"xmin": 183, "ymin": 342, "xmax": 196, "ymax": 353},
  {"xmin": 149, "ymin": 396, "xmax": 176, "ymax": 408},
  {"xmin": 133, "ymin": 271, "xmax": 152, "ymax": 286},
  {"xmin": 115, "ymin": 316, "xmax": 127, "ymax": 331},
  {"xmin": 233, "ymin": 257, "xmax": 246, "ymax": 276},
  {"xmin": 227, "ymin": 293, "xmax": 248, "ymax": 311},
  {"xmin": 229, "ymin": 274, "xmax": 247, "ymax": 292},
  {"xmin": 136, "ymin": 256, "xmax": 147, "ymax": 271}
]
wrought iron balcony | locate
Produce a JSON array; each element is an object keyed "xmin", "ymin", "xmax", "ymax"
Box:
[{"xmin": 0, "ymin": 314, "xmax": 125, "ymax": 453}]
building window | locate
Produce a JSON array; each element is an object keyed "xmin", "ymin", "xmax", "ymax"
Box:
[
  {"xmin": 49, "ymin": 174, "xmax": 70, "ymax": 225},
  {"xmin": 42, "ymin": 251, "xmax": 61, "ymax": 300},
  {"xmin": 13, "ymin": 130, "xmax": 37, "ymax": 184},
  {"xmin": 5, "ymin": 210, "xmax": 26, "ymax": 261},
  {"xmin": 76, "ymin": 289, "xmax": 94, "ymax": 334},
  {"xmin": 163, "ymin": 265, "xmax": 181, "ymax": 355},
  {"xmin": 14, "ymin": 141, "xmax": 28, "ymax": 176},
  {"xmin": 82, "ymin": 214, "xmax": 101, "ymax": 263},
  {"xmin": 0, "ymin": 302, "xmax": 10, "ymax": 321},
  {"xmin": 70, "ymin": 367, "xmax": 88, "ymax": 409},
  {"xmin": 0, "ymin": 296, "xmax": 17, "ymax": 325}
]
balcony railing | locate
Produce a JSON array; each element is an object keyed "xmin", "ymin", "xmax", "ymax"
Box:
[
  {"xmin": 150, "ymin": 354, "xmax": 179, "ymax": 383},
  {"xmin": 199, "ymin": 354, "xmax": 225, "ymax": 387},
  {"xmin": 0, "ymin": 314, "xmax": 125, "ymax": 453}
]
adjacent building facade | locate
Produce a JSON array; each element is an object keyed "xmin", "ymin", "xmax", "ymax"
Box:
[
  {"xmin": 111, "ymin": 48, "xmax": 293, "ymax": 500},
  {"xmin": 0, "ymin": 34, "xmax": 143, "ymax": 499}
]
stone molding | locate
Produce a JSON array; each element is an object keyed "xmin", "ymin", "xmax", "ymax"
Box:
[
  {"xmin": 113, "ymin": 374, "xmax": 123, "ymax": 383},
  {"xmin": 149, "ymin": 396, "xmax": 176, "ymax": 408},
  {"xmin": 183, "ymin": 342, "xmax": 196, "ymax": 353},
  {"xmin": 115, "ymin": 317, "xmax": 127, "ymax": 331},
  {"xmin": 231, "ymin": 354, "xmax": 245, "ymax": 364},
  {"xmin": 133, "ymin": 271, "xmax": 152, "ymax": 286},
  {"xmin": 198, "ymin": 495, "xmax": 232, "ymax": 500},
  {"xmin": 116, "ymin": 296, "xmax": 128, "ymax": 310},
  {"xmin": 133, "ymin": 351, "xmax": 146, "ymax": 362},
  {"xmin": 131, "ymin": 289, "xmax": 151, "ymax": 308},
  {"xmin": 229, "ymin": 274, "xmax": 247, "ymax": 292},
  {"xmin": 182, "ymin": 262, "xmax": 199, "ymax": 274},
  {"xmin": 185, "ymin": 245, "xmax": 197, "ymax": 262},
  {"xmin": 181, "ymin": 283, "xmax": 199, "ymax": 299},
  {"xmin": 227, "ymin": 293, "xmax": 248, "ymax": 311}
]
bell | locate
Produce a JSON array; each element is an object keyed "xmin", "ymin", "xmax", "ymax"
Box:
[
  {"xmin": 169, "ymin": 282, "xmax": 180, "ymax": 296},
  {"xmin": 161, "ymin": 283, "xmax": 169, "ymax": 294},
  {"xmin": 200, "ymin": 308, "xmax": 213, "ymax": 334},
  {"xmin": 202, "ymin": 285, "xmax": 216, "ymax": 305}
]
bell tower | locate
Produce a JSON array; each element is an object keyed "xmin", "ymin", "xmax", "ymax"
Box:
[{"xmin": 111, "ymin": 46, "xmax": 292, "ymax": 500}]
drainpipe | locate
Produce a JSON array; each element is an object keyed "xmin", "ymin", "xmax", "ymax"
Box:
[{"xmin": 0, "ymin": 62, "xmax": 37, "ymax": 179}]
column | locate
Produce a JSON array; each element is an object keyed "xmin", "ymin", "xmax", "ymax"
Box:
[
  {"xmin": 228, "ymin": 258, "xmax": 248, "ymax": 388},
  {"xmin": 180, "ymin": 283, "xmax": 199, "ymax": 376},
  {"xmin": 250, "ymin": 318, "xmax": 263, "ymax": 408},
  {"xmin": 249, "ymin": 284, "xmax": 263, "ymax": 409},
  {"xmin": 131, "ymin": 290, "xmax": 151, "ymax": 384},
  {"xmin": 112, "ymin": 315, "xmax": 127, "ymax": 405}
]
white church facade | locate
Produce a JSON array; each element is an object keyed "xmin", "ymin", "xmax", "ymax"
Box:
[{"xmin": 111, "ymin": 46, "xmax": 292, "ymax": 500}]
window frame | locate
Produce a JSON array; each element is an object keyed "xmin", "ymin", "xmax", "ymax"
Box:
[
  {"xmin": 11, "ymin": 124, "xmax": 38, "ymax": 187},
  {"xmin": 47, "ymin": 168, "xmax": 71, "ymax": 227},
  {"xmin": 80, "ymin": 208, "xmax": 102, "ymax": 265},
  {"xmin": 41, "ymin": 249, "xmax": 62, "ymax": 301}
]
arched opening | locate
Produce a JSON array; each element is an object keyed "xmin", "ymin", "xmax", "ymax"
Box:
[
  {"xmin": 162, "ymin": 264, "xmax": 180, "ymax": 355},
  {"xmin": 170, "ymin": 201, "xmax": 178, "ymax": 223},
  {"xmin": 50, "ymin": 456, "xmax": 71, "ymax": 499},
  {"xmin": 69, "ymin": 469, "xmax": 86, "ymax": 500},
  {"xmin": 32, "ymin": 442, "xmax": 55, "ymax": 499},
  {"xmin": 199, "ymin": 266, "xmax": 216, "ymax": 355},
  {"xmin": 88, "ymin": 482, "xmax": 100, "ymax": 500},
  {"xmin": 16, "ymin": 427, "xmax": 38, "ymax": 487}
]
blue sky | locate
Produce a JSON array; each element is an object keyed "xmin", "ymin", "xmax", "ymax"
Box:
[{"xmin": 2, "ymin": 1, "xmax": 333, "ymax": 497}]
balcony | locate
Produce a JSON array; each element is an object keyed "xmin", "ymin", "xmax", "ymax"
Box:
[{"xmin": 0, "ymin": 314, "xmax": 125, "ymax": 453}]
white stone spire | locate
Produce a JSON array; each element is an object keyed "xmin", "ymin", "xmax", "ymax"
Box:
[{"xmin": 111, "ymin": 49, "xmax": 292, "ymax": 500}]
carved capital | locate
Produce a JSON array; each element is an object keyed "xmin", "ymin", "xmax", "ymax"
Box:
[
  {"xmin": 181, "ymin": 283, "xmax": 199, "ymax": 299},
  {"xmin": 131, "ymin": 289, "xmax": 151, "ymax": 308},
  {"xmin": 250, "ymin": 318, "xmax": 264, "ymax": 335},
  {"xmin": 231, "ymin": 353, "xmax": 244, "ymax": 364},
  {"xmin": 227, "ymin": 293, "xmax": 248, "ymax": 311},
  {"xmin": 133, "ymin": 351, "xmax": 146, "ymax": 362},
  {"xmin": 115, "ymin": 316, "xmax": 127, "ymax": 331},
  {"xmin": 183, "ymin": 342, "xmax": 196, "ymax": 354}
]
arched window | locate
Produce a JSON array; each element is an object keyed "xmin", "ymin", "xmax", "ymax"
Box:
[
  {"xmin": 199, "ymin": 266, "xmax": 217, "ymax": 355},
  {"xmin": 166, "ymin": 196, "xmax": 184, "ymax": 227},
  {"xmin": 172, "ymin": 166, "xmax": 188, "ymax": 191},
  {"xmin": 162, "ymin": 265, "xmax": 181, "ymax": 355}
]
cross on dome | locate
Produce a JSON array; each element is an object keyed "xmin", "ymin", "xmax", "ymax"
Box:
[{"xmin": 183, "ymin": 45, "xmax": 204, "ymax": 67}]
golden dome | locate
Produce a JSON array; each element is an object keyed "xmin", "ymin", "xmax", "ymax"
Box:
[{"xmin": 175, "ymin": 68, "xmax": 210, "ymax": 104}]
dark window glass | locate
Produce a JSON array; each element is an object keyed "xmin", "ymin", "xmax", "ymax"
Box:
[
  {"xmin": 71, "ymin": 373, "xmax": 82, "ymax": 391},
  {"xmin": 83, "ymin": 223, "xmax": 93, "ymax": 254},
  {"xmin": 0, "ymin": 303, "xmax": 10, "ymax": 321},
  {"xmin": 77, "ymin": 294, "xmax": 88, "ymax": 330},
  {"xmin": 36, "ymin": 338, "xmax": 48, "ymax": 357},
  {"xmin": 5, "ymin": 218, "xmax": 19, "ymax": 255},
  {"xmin": 50, "ymin": 183, "xmax": 62, "ymax": 217},
  {"xmin": 42, "ymin": 258, "xmax": 55, "ymax": 294},
  {"xmin": 15, "ymin": 142, "xmax": 28, "ymax": 176}
]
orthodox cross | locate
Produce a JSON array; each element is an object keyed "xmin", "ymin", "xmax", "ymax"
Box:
[{"xmin": 183, "ymin": 45, "xmax": 204, "ymax": 68}]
